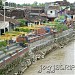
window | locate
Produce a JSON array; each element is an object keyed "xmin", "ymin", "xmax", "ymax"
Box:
[{"xmin": 50, "ymin": 11, "xmax": 53, "ymax": 13}]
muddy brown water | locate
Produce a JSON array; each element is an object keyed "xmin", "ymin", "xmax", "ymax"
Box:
[{"xmin": 23, "ymin": 41, "xmax": 75, "ymax": 75}]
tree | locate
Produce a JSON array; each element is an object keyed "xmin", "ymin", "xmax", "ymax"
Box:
[
  {"xmin": 13, "ymin": 3, "xmax": 16, "ymax": 7},
  {"xmin": 16, "ymin": 1, "xmax": 45, "ymax": 7},
  {"xmin": 18, "ymin": 19, "xmax": 27, "ymax": 27},
  {"xmin": 5, "ymin": 2, "xmax": 8, "ymax": 6},
  {"xmin": 38, "ymin": 3, "xmax": 45, "ymax": 7},
  {"xmin": 31, "ymin": 1, "xmax": 38, "ymax": 7},
  {"xmin": 0, "ymin": 0, "xmax": 3, "ymax": 9},
  {"xmin": 22, "ymin": 3, "xmax": 30, "ymax": 6},
  {"xmin": 0, "ymin": 0, "xmax": 2, "ymax": 5}
]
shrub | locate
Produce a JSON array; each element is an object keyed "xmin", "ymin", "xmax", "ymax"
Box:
[
  {"xmin": 55, "ymin": 24, "xmax": 68, "ymax": 32},
  {"xmin": 18, "ymin": 19, "xmax": 27, "ymax": 27},
  {"xmin": 15, "ymin": 28, "xmax": 19, "ymax": 31},
  {"xmin": 0, "ymin": 41, "xmax": 7, "ymax": 48}
]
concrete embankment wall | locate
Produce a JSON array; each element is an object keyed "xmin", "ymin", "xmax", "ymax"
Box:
[{"xmin": 29, "ymin": 28, "xmax": 74, "ymax": 60}]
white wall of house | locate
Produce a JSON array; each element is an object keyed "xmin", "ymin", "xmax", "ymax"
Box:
[
  {"xmin": 47, "ymin": 9, "xmax": 57, "ymax": 17},
  {"xmin": 0, "ymin": 21, "xmax": 9, "ymax": 35}
]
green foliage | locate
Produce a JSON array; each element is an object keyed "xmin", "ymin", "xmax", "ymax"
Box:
[
  {"xmin": 31, "ymin": 1, "xmax": 38, "ymax": 7},
  {"xmin": 59, "ymin": 15, "xmax": 65, "ymax": 20},
  {"xmin": 1, "ymin": 1, "xmax": 45, "ymax": 7},
  {"xmin": 43, "ymin": 20, "xmax": 46, "ymax": 23},
  {"xmin": 0, "ymin": 68, "xmax": 6, "ymax": 75},
  {"xmin": 55, "ymin": 24, "xmax": 68, "ymax": 32},
  {"xmin": 0, "ymin": 40, "xmax": 7, "ymax": 48},
  {"xmin": 0, "ymin": 0, "xmax": 2, "ymax": 5},
  {"xmin": 17, "ymin": 4, "xmax": 22, "ymax": 7},
  {"xmin": 22, "ymin": 3, "xmax": 30, "ymax": 6},
  {"xmin": 15, "ymin": 28, "xmax": 30, "ymax": 32},
  {"xmin": 62, "ymin": 24, "xmax": 68, "ymax": 30},
  {"xmin": 0, "ymin": 40, "xmax": 7, "ymax": 54},
  {"xmin": 38, "ymin": 3, "xmax": 45, "ymax": 7},
  {"xmin": 20, "ymin": 28, "xmax": 30, "ymax": 32},
  {"xmin": 23, "ymin": 40, "xmax": 27, "ymax": 45},
  {"xmin": 44, "ymin": 22, "xmax": 68, "ymax": 32},
  {"xmin": 0, "ymin": 0, "xmax": 3, "ymax": 9},
  {"xmin": 55, "ymin": 24, "xmax": 62, "ymax": 32},
  {"xmin": 18, "ymin": 19, "xmax": 27, "ymax": 27},
  {"xmin": 15, "ymin": 28, "xmax": 19, "ymax": 31},
  {"xmin": 17, "ymin": 1, "xmax": 45, "ymax": 7}
]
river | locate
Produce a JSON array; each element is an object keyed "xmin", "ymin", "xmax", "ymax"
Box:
[{"xmin": 23, "ymin": 41, "xmax": 75, "ymax": 75}]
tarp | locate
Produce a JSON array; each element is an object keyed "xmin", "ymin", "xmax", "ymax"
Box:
[{"xmin": 65, "ymin": 14, "xmax": 71, "ymax": 18}]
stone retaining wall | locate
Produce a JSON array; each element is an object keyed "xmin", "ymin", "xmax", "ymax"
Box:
[
  {"xmin": 29, "ymin": 29, "xmax": 74, "ymax": 52},
  {"xmin": 29, "ymin": 28, "xmax": 74, "ymax": 60}
]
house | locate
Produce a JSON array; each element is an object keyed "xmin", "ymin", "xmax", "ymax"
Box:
[
  {"xmin": 54, "ymin": 0, "xmax": 70, "ymax": 6},
  {"xmin": 29, "ymin": 7, "xmax": 44, "ymax": 16},
  {"xmin": 24, "ymin": 6, "xmax": 47, "ymax": 25},
  {"xmin": 0, "ymin": 21, "xmax": 9, "ymax": 35},
  {"xmin": 0, "ymin": 6, "xmax": 47, "ymax": 25},
  {"xmin": 54, "ymin": 0, "xmax": 71, "ymax": 15},
  {"xmin": 0, "ymin": 13, "xmax": 20, "ymax": 35},
  {"xmin": 11, "ymin": 9, "xmax": 25, "ymax": 19},
  {"xmin": 45, "ymin": 2, "xmax": 60, "ymax": 21},
  {"xmin": 0, "ymin": 8, "xmax": 25, "ymax": 19}
]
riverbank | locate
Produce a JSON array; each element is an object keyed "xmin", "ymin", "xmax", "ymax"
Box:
[
  {"xmin": 19, "ymin": 29, "xmax": 75, "ymax": 75},
  {"xmin": 29, "ymin": 29, "xmax": 74, "ymax": 60},
  {"xmin": 1, "ymin": 29, "xmax": 74, "ymax": 75},
  {"xmin": 23, "ymin": 39, "xmax": 74, "ymax": 75}
]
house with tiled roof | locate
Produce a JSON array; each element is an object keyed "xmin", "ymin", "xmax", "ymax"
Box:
[
  {"xmin": 24, "ymin": 6, "xmax": 47, "ymax": 25},
  {"xmin": 54, "ymin": 0, "xmax": 70, "ymax": 6},
  {"xmin": 0, "ymin": 13, "xmax": 20, "ymax": 35}
]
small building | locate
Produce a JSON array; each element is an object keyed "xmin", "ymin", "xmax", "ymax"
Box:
[
  {"xmin": 45, "ymin": 2, "xmax": 60, "ymax": 21},
  {"xmin": 0, "ymin": 21, "xmax": 9, "ymax": 35},
  {"xmin": 29, "ymin": 7, "xmax": 44, "ymax": 16},
  {"xmin": 0, "ymin": 8, "xmax": 25, "ymax": 19},
  {"xmin": 25, "ymin": 6, "xmax": 47, "ymax": 25},
  {"xmin": 54, "ymin": 0, "xmax": 70, "ymax": 6},
  {"xmin": 11, "ymin": 9, "xmax": 25, "ymax": 19},
  {"xmin": 0, "ymin": 13, "xmax": 20, "ymax": 35}
]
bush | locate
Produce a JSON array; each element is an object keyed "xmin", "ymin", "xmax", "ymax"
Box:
[
  {"xmin": 15, "ymin": 28, "xmax": 19, "ymax": 31},
  {"xmin": 0, "ymin": 41, "xmax": 7, "ymax": 48},
  {"xmin": 18, "ymin": 19, "xmax": 27, "ymax": 27},
  {"xmin": 55, "ymin": 24, "xmax": 68, "ymax": 32},
  {"xmin": 15, "ymin": 28, "xmax": 30, "ymax": 32}
]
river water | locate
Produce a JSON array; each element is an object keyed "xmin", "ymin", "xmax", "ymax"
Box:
[{"xmin": 23, "ymin": 41, "xmax": 75, "ymax": 75}]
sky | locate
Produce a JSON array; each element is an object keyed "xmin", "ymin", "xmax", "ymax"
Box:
[{"xmin": 6, "ymin": 0, "xmax": 75, "ymax": 4}]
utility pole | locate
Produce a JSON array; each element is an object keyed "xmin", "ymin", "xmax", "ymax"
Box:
[{"xmin": 2, "ymin": 0, "xmax": 6, "ymax": 33}]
